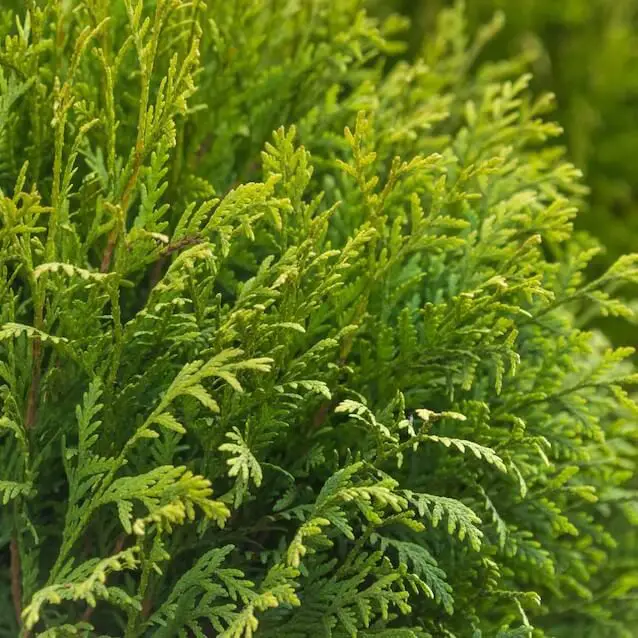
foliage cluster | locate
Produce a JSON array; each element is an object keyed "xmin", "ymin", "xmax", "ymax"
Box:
[
  {"xmin": 382, "ymin": 0, "xmax": 638, "ymax": 267},
  {"xmin": 376, "ymin": 0, "xmax": 638, "ymax": 347},
  {"xmin": 0, "ymin": 2, "xmax": 637, "ymax": 637}
]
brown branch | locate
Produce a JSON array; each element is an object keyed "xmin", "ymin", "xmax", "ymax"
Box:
[
  {"xmin": 99, "ymin": 231, "xmax": 118, "ymax": 273},
  {"xmin": 149, "ymin": 235, "xmax": 203, "ymax": 288},
  {"xmin": 141, "ymin": 594, "xmax": 153, "ymax": 620},
  {"xmin": 10, "ymin": 536, "xmax": 22, "ymax": 626},
  {"xmin": 312, "ymin": 399, "xmax": 335, "ymax": 431},
  {"xmin": 24, "ymin": 337, "xmax": 42, "ymax": 431},
  {"xmin": 163, "ymin": 235, "xmax": 202, "ymax": 256},
  {"xmin": 149, "ymin": 257, "xmax": 164, "ymax": 290}
]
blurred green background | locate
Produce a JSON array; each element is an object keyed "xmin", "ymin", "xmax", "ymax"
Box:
[{"xmin": 371, "ymin": 0, "xmax": 638, "ymax": 346}]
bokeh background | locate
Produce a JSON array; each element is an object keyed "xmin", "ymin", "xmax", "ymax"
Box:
[{"xmin": 370, "ymin": 0, "xmax": 638, "ymax": 347}]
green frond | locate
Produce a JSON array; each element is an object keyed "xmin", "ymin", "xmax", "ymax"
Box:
[{"xmin": 0, "ymin": 1, "xmax": 635, "ymax": 636}]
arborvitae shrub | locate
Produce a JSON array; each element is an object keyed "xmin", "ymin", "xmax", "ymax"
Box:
[
  {"xmin": 371, "ymin": 0, "xmax": 638, "ymax": 351},
  {"xmin": 380, "ymin": 0, "xmax": 638, "ymax": 278},
  {"xmin": 0, "ymin": 2, "xmax": 637, "ymax": 637}
]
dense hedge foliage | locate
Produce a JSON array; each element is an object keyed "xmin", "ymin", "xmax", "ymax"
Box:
[
  {"xmin": 379, "ymin": 0, "xmax": 638, "ymax": 271},
  {"xmin": 0, "ymin": 2, "xmax": 637, "ymax": 637},
  {"xmin": 374, "ymin": 0, "xmax": 638, "ymax": 348}
]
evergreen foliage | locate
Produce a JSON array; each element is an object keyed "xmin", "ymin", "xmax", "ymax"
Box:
[
  {"xmin": 468, "ymin": 0, "xmax": 638, "ymax": 271},
  {"xmin": 0, "ymin": 1, "xmax": 637, "ymax": 637},
  {"xmin": 379, "ymin": 0, "xmax": 638, "ymax": 322}
]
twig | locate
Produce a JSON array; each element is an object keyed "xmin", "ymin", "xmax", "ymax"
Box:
[
  {"xmin": 141, "ymin": 594, "xmax": 153, "ymax": 619},
  {"xmin": 24, "ymin": 337, "xmax": 42, "ymax": 432},
  {"xmin": 163, "ymin": 235, "xmax": 203, "ymax": 256},
  {"xmin": 312, "ymin": 399, "xmax": 335, "ymax": 430},
  {"xmin": 149, "ymin": 235, "xmax": 203, "ymax": 288},
  {"xmin": 10, "ymin": 536, "xmax": 22, "ymax": 626}
]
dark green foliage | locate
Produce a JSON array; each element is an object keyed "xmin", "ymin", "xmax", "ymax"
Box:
[{"xmin": 0, "ymin": 2, "xmax": 637, "ymax": 637}]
